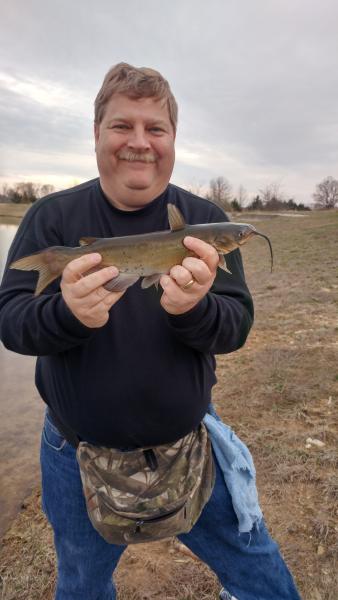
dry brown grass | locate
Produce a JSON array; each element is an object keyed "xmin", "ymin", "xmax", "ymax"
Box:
[
  {"xmin": 1, "ymin": 210, "xmax": 337, "ymax": 599},
  {"xmin": 0, "ymin": 203, "xmax": 30, "ymax": 220}
]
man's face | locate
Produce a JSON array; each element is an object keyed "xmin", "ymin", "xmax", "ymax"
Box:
[{"xmin": 94, "ymin": 94, "xmax": 175, "ymax": 210}]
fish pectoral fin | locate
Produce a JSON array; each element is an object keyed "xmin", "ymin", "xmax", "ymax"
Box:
[
  {"xmin": 79, "ymin": 237, "xmax": 99, "ymax": 246},
  {"xmin": 103, "ymin": 273, "xmax": 140, "ymax": 292},
  {"xmin": 167, "ymin": 204, "xmax": 186, "ymax": 231},
  {"xmin": 141, "ymin": 274, "xmax": 162, "ymax": 289},
  {"xmin": 218, "ymin": 254, "xmax": 232, "ymax": 274}
]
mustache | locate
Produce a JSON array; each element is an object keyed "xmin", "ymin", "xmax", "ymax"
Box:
[{"xmin": 117, "ymin": 151, "xmax": 156, "ymax": 163}]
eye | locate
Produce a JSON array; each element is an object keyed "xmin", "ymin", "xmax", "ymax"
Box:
[
  {"xmin": 109, "ymin": 124, "xmax": 130, "ymax": 130},
  {"xmin": 149, "ymin": 127, "xmax": 164, "ymax": 134}
]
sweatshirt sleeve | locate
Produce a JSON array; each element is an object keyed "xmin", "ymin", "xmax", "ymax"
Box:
[
  {"xmin": 0, "ymin": 200, "xmax": 95, "ymax": 356},
  {"xmin": 167, "ymin": 248, "xmax": 254, "ymax": 354},
  {"xmin": 166, "ymin": 199, "xmax": 254, "ymax": 354}
]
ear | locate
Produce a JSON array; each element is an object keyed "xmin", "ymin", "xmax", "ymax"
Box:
[{"xmin": 94, "ymin": 121, "xmax": 100, "ymax": 148}]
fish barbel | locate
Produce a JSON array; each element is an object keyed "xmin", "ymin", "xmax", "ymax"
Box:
[{"xmin": 10, "ymin": 204, "xmax": 273, "ymax": 296}]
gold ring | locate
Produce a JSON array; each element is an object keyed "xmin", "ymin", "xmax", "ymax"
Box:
[{"xmin": 182, "ymin": 278, "xmax": 195, "ymax": 290}]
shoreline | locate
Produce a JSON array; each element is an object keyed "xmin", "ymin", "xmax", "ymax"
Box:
[{"xmin": 0, "ymin": 203, "xmax": 30, "ymax": 220}]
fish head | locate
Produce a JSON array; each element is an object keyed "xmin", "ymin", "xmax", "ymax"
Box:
[
  {"xmin": 233, "ymin": 223, "xmax": 258, "ymax": 246},
  {"xmin": 214, "ymin": 222, "xmax": 273, "ymax": 272},
  {"xmin": 214, "ymin": 223, "xmax": 257, "ymax": 253}
]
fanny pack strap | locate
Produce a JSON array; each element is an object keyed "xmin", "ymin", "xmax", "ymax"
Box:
[
  {"xmin": 47, "ymin": 408, "xmax": 80, "ymax": 449},
  {"xmin": 47, "ymin": 409, "xmax": 161, "ymax": 470}
]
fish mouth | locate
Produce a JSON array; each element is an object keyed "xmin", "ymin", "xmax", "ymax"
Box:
[{"xmin": 251, "ymin": 230, "xmax": 274, "ymax": 272}]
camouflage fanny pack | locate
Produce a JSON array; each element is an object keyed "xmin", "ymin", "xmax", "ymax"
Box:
[{"xmin": 76, "ymin": 423, "xmax": 215, "ymax": 545}]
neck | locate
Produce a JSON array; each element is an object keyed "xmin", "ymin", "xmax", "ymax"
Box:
[
  {"xmin": 99, "ymin": 178, "xmax": 169, "ymax": 212},
  {"xmin": 99, "ymin": 178, "xmax": 167, "ymax": 211}
]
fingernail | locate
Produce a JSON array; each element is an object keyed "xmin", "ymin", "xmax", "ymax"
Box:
[
  {"xmin": 161, "ymin": 276, "xmax": 170, "ymax": 287},
  {"xmin": 91, "ymin": 253, "xmax": 101, "ymax": 262},
  {"xmin": 108, "ymin": 267, "xmax": 118, "ymax": 276}
]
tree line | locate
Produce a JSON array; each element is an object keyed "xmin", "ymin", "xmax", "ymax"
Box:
[
  {"xmin": 1, "ymin": 176, "xmax": 337, "ymax": 211},
  {"xmin": 190, "ymin": 175, "xmax": 338, "ymax": 212},
  {"xmin": 0, "ymin": 182, "xmax": 55, "ymax": 204}
]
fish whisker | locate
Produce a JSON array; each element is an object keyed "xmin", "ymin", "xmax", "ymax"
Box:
[{"xmin": 254, "ymin": 231, "xmax": 274, "ymax": 272}]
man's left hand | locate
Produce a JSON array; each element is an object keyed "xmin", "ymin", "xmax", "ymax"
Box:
[{"xmin": 160, "ymin": 236, "xmax": 220, "ymax": 315}]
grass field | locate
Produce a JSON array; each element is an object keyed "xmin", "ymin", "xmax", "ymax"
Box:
[
  {"xmin": 0, "ymin": 209, "xmax": 337, "ymax": 599},
  {"xmin": 0, "ymin": 203, "xmax": 30, "ymax": 220}
]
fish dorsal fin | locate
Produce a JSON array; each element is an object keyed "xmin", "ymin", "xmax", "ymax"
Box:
[
  {"xmin": 79, "ymin": 237, "xmax": 98, "ymax": 246},
  {"xmin": 167, "ymin": 204, "xmax": 186, "ymax": 231}
]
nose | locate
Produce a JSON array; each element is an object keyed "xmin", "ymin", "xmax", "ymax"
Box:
[{"xmin": 127, "ymin": 125, "xmax": 150, "ymax": 150}]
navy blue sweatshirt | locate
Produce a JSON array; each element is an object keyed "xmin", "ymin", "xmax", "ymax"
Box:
[{"xmin": 0, "ymin": 179, "xmax": 254, "ymax": 447}]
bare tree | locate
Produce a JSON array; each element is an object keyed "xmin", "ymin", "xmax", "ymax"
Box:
[
  {"xmin": 247, "ymin": 195, "xmax": 264, "ymax": 210},
  {"xmin": 185, "ymin": 181, "xmax": 203, "ymax": 197},
  {"xmin": 236, "ymin": 185, "xmax": 248, "ymax": 208},
  {"xmin": 313, "ymin": 176, "xmax": 338, "ymax": 209},
  {"xmin": 1, "ymin": 183, "xmax": 22, "ymax": 203},
  {"xmin": 1, "ymin": 184, "xmax": 12, "ymax": 201},
  {"xmin": 0, "ymin": 181, "xmax": 55, "ymax": 203},
  {"xmin": 207, "ymin": 176, "xmax": 232, "ymax": 211},
  {"xmin": 38, "ymin": 184, "xmax": 55, "ymax": 198},
  {"xmin": 259, "ymin": 181, "xmax": 285, "ymax": 210},
  {"xmin": 15, "ymin": 182, "xmax": 38, "ymax": 203}
]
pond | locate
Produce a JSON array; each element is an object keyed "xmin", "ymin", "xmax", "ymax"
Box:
[
  {"xmin": 0, "ymin": 222, "xmax": 18, "ymax": 281},
  {"xmin": 0, "ymin": 220, "xmax": 45, "ymax": 538}
]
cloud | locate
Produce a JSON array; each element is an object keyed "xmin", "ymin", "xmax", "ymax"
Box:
[
  {"xmin": 0, "ymin": 77, "xmax": 94, "ymax": 156},
  {"xmin": 0, "ymin": 72, "xmax": 90, "ymax": 111},
  {"xmin": 0, "ymin": 0, "xmax": 337, "ymax": 203}
]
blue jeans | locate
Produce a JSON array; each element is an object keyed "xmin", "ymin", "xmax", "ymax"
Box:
[{"xmin": 40, "ymin": 412, "xmax": 301, "ymax": 600}]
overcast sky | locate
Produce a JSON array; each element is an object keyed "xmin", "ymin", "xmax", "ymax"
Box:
[{"xmin": 1, "ymin": 0, "xmax": 337, "ymax": 204}]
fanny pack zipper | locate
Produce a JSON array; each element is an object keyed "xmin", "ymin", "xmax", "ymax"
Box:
[
  {"xmin": 96, "ymin": 488, "xmax": 187, "ymax": 528},
  {"xmin": 134, "ymin": 504, "xmax": 187, "ymax": 533}
]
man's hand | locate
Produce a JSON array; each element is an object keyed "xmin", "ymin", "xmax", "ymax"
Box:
[
  {"xmin": 61, "ymin": 253, "xmax": 125, "ymax": 328},
  {"xmin": 160, "ymin": 237, "xmax": 219, "ymax": 315}
]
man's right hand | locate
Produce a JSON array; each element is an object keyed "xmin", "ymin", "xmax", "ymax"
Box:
[{"xmin": 60, "ymin": 253, "xmax": 125, "ymax": 328}]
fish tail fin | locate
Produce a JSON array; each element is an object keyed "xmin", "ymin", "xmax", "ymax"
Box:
[{"xmin": 10, "ymin": 247, "xmax": 72, "ymax": 296}]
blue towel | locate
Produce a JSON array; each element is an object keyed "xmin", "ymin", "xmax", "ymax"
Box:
[{"xmin": 203, "ymin": 404, "xmax": 262, "ymax": 534}]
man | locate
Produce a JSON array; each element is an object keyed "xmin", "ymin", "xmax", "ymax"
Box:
[{"xmin": 0, "ymin": 63, "xmax": 301, "ymax": 599}]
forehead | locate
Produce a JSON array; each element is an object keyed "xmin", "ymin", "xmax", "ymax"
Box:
[{"xmin": 103, "ymin": 94, "xmax": 172, "ymax": 124}]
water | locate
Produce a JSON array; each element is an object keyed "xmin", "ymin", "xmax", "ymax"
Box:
[
  {"xmin": 0, "ymin": 222, "xmax": 17, "ymax": 281},
  {"xmin": 0, "ymin": 221, "xmax": 45, "ymax": 538}
]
